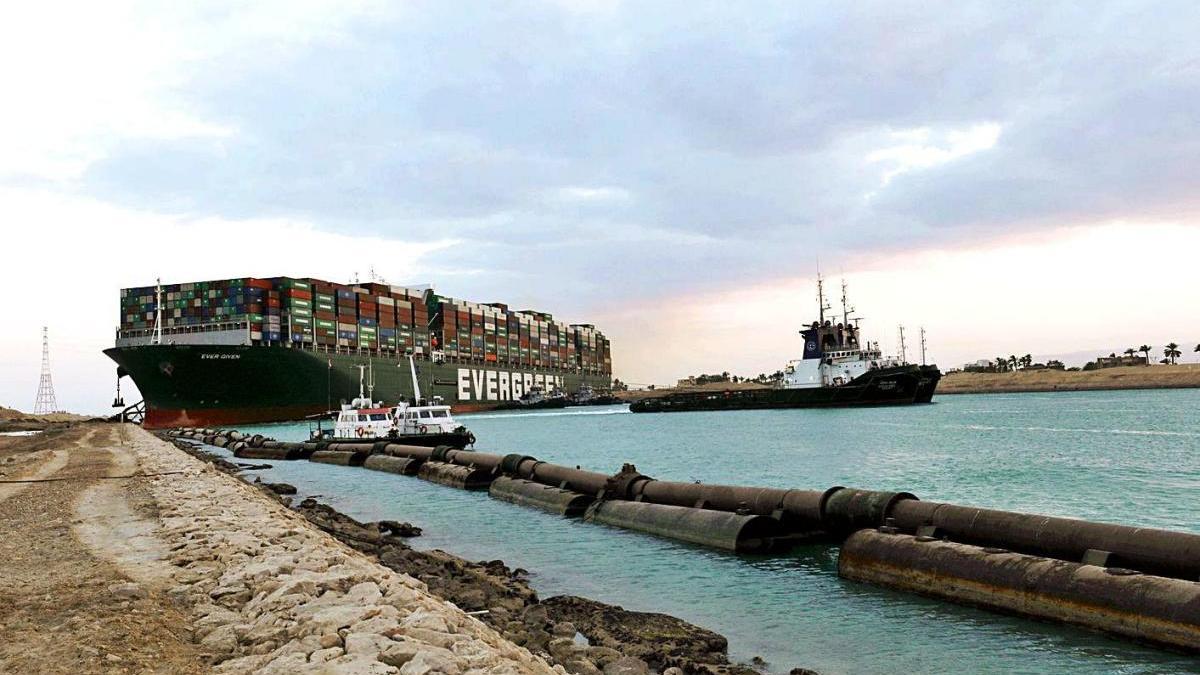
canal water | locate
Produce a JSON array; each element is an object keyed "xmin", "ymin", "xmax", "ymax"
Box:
[{"xmin": 227, "ymin": 390, "xmax": 1200, "ymax": 674}]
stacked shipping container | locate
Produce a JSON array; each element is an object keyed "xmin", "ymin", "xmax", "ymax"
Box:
[{"xmin": 119, "ymin": 277, "xmax": 610, "ymax": 374}]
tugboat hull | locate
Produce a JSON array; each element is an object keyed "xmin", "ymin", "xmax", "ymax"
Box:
[
  {"xmin": 630, "ymin": 365, "xmax": 940, "ymax": 413},
  {"xmin": 322, "ymin": 430, "xmax": 475, "ymax": 449}
]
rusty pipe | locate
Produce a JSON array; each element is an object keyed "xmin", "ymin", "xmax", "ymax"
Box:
[
  {"xmin": 840, "ymin": 530, "xmax": 1200, "ymax": 651},
  {"xmin": 890, "ymin": 500, "xmax": 1200, "ymax": 581}
]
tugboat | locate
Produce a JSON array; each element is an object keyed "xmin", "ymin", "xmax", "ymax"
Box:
[
  {"xmin": 500, "ymin": 385, "xmax": 568, "ymax": 410},
  {"xmin": 630, "ymin": 277, "xmax": 940, "ymax": 413},
  {"xmin": 313, "ymin": 357, "xmax": 476, "ymax": 447},
  {"xmin": 566, "ymin": 383, "xmax": 620, "ymax": 407}
]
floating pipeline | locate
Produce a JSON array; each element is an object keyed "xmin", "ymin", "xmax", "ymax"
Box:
[
  {"xmin": 489, "ymin": 476, "xmax": 594, "ymax": 516},
  {"xmin": 309, "ymin": 449, "xmax": 368, "ymax": 466},
  {"xmin": 417, "ymin": 461, "xmax": 494, "ymax": 490},
  {"xmin": 887, "ymin": 499, "xmax": 1200, "ymax": 582},
  {"xmin": 839, "ymin": 529, "xmax": 1200, "ymax": 652},
  {"xmin": 363, "ymin": 455, "xmax": 421, "ymax": 476},
  {"xmin": 163, "ymin": 426, "xmax": 1200, "ymax": 650},
  {"xmin": 583, "ymin": 499, "xmax": 784, "ymax": 553}
]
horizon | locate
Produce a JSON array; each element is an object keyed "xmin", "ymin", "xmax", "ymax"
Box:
[{"xmin": 4, "ymin": 2, "xmax": 1200, "ymax": 413}]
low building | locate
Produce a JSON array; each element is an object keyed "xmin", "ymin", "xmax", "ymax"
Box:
[{"xmin": 1092, "ymin": 355, "xmax": 1147, "ymax": 369}]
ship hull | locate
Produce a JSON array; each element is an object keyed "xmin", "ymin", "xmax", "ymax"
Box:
[
  {"xmin": 105, "ymin": 344, "xmax": 610, "ymax": 429},
  {"xmin": 629, "ymin": 365, "xmax": 940, "ymax": 413}
]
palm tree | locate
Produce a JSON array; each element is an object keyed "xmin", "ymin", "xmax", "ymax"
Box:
[
  {"xmin": 1139, "ymin": 345, "xmax": 1152, "ymax": 364},
  {"xmin": 995, "ymin": 357, "xmax": 1007, "ymax": 373},
  {"xmin": 1164, "ymin": 342, "xmax": 1182, "ymax": 365},
  {"xmin": 1009, "ymin": 355, "xmax": 1019, "ymax": 371},
  {"xmin": 1123, "ymin": 348, "xmax": 1136, "ymax": 358},
  {"xmin": 1022, "ymin": 354, "xmax": 1033, "ymax": 368}
]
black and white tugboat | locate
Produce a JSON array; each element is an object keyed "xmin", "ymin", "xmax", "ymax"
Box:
[
  {"xmin": 314, "ymin": 358, "xmax": 475, "ymax": 447},
  {"xmin": 630, "ymin": 278, "xmax": 939, "ymax": 413},
  {"xmin": 566, "ymin": 383, "xmax": 620, "ymax": 407},
  {"xmin": 499, "ymin": 384, "xmax": 568, "ymax": 410}
]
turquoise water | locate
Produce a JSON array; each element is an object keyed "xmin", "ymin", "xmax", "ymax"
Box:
[{"xmin": 227, "ymin": 390, "xmax": 1200, "ymax": 674}]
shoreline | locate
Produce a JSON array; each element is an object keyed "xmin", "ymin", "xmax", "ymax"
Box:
[
  {"xmin": 937, "ymin": 363, "xmax": 1200, "ymax": 395},
  {"xmin": 173, "ymin": 437, "xmax": 800, "ymax": 675},
  {"xmin": 2, "ymin": 423, "xmax": 560, "ymax": 674}
]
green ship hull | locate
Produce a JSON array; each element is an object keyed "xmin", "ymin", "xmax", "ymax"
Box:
[{"xmin": 105, "ymin": 344, "xmax": 612, "ymax": 429}]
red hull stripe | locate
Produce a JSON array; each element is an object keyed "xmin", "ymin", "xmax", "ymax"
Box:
[{"xmin": 144, "ymin": 401, "xmax": 505, "ymax": 429}]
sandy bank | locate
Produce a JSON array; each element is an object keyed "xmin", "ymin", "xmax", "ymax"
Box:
[
  {"xmin": 939, "ymin": 364, "xmax": 1200, "ymax": 395},
  {"xmin": 0, "ymin": 424, "xmax": 560, "ymax": 674}
]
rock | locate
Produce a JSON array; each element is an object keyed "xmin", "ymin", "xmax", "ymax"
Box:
[
  {"xmin": 309, "ymin": 646, "xmax": 344, "ymax": 663},
  {"xmin": 398, "ymin": 650, "xmax": 463, "ymax": 675},
  {"xmin": 319, "ymin": 633, "xmax": 342, "ymax": 649},
  {"xmin": 788, "ymin": 670, "xmax": 820, "ymax": 675},
  {"xmin": 200, "ymin": 624, "xmax": 239, "ymax": 653},
  {"xmin": 564, "ymin": 658, "xmax": 603, "ymax": 675},
  {"xmin": 108, "ymin": 582, "xmax": 147, "ymax": 600},
  {"xmin": 552, "ymin": 621, "xmax": 578, "ymax": 638},
  {"xmin": 344, "ymin": 632, "xmax": 391, "ymax": 655},
  {"xmin": 602, "ymin": 656, "xmax": 651, "ymax": 675},
  {"xmin": 663, "ymin": 669, "xmax": 684, "ymax": 675},
  {"xmin": 264, "ymin": 482, "xmax": 297, "ymax": 495},
  {"xmin": 379, "ymin": 520, "xmax": 422, "ymax": 537},
  {"xmin": 105, "ymin": 653, "xmax": 123, "ymax": 663},
  {"xmin": 548, "ymin": 637, "xmax": 580, "ymax": 663}
]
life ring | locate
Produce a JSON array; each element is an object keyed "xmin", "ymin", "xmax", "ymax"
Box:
[{"xmin": 355, "ymin": 427, "xmax": 365, "ymax": 438}]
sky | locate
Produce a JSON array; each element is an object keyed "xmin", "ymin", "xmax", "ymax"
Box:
[{"xmin": 3, "ymin": 1, "xmax": 1200, "ymax": 412}]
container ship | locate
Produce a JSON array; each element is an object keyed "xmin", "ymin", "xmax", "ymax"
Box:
[
  {"xmin": 630, "ymin": 278, "xmax": 939, "ymax": 412},
  {"xmin": 104, "ymin": 277, "xmax": 612, "ymax": 429}
]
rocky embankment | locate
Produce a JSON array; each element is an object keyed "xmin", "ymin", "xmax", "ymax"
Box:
[
  {"xmin": 135, "ymin": 427, "xmax": 561, "ymax": 674},
  {"xmin": 173, "ymin": 440, "xmax": 796, "ymax": 675}
]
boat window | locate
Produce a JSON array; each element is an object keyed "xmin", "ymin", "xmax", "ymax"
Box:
[
  {"xmin": 430, "ymin": 410, "xmax": 449, "ymax": 418},
  {"xmin": 369, "ymin": 413, "xmax": 388, "ymax": 421},
  {"xmin": 420, "ymin": 411, "xmax": 432, "ymax": 418}
]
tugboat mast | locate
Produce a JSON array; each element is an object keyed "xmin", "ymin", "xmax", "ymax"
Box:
[{"xmin": 898, "ymin": 325, "xmax": 908, "ymax": 365}]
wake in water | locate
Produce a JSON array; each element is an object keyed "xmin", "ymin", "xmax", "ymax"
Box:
[{"xmin": 462, "ymin": 406, "xmax": 632, "ymax": 420}]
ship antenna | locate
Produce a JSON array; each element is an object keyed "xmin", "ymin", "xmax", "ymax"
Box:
[
  {"xmin": 920, "ymin": 326, "xmax": 927, "ymax": 366},
  {"xmin": 367, "ymin": 360, "xmax": 376, "ymax": 403},
  {"xmin": 840, "ymin": 278, "xmax": 855, "ymax": 327},
  {"xmin": 898, "ymin": 325, "xmax": 908, "ymax": 365},
  {"xmin": 356, "ymin": 364, "xmax": 366, "ymax": 401},
  {"xmin": 408, "ymin": 354, "xmax": 422, "ymax": 405},
  {"xmin": 816, "ymin": 272, "xmax": 831, "ymax": 324},
  {"xmin": 152, "ymin": 278, "xmax": 163, "ymax": 345}
]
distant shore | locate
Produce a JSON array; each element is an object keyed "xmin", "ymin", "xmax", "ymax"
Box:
[
  {"xmin": 938, "ymin": 363, "xmax": 1200, "ymax": 395},
  {"xmin": 615, "ymin": 364, "xmax": 1200, "ymax": 401}
]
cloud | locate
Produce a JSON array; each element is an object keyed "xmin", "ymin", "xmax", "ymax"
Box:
[{"xmin": 3, "ymin": 2, "xmax": 1200, "ymax": 398}]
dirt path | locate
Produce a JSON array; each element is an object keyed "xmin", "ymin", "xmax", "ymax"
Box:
[{"xmin": 0, "ymin": 424, "xmax": 206, "ymax": 674}]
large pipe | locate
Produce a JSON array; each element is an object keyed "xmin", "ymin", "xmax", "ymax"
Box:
[
  {"xmin": 630, "ymin": 480, "xmax": 829, "ymax": 528},
  {"xmin": 442, "ymin": 449, "xmax": 503, "ymax": 472},
  {"xmin": 511, "ymin": 457, "xmax": 610, "ymax": 495},
  {"xmin": 310, "ymin": 450, "xmax": 367, "ymax": 466},
  {"xmin": 839, "ymin": 530, "xmax": 1200, "ymax": 652},
  {"xmin": 417, "ymin": 461, "xmax": 494, "ymax": 490},
  {"xmin": 363, "ymin": 455, "xmax": 421, "ymax": 476},
  {"xmin": 235, "ymin": 446, "xmax": 296, "ymax": 461},
  {"xmin": 822, "ymin": 488, "xmax": 917, "ymax": 535},
  {"xmin": 489, "ymin": 477, "xmax": 594, "ymax": 516},
  {"xmin": 382, "ymin": 444, "xmax": 439, "ymax": 462},
  {"xmin": 889, "ymin": 500, "xmax": 1200, "ymax": 581},
  {"xmin": 584, "ymin": 499, "xmax": 783, "ymax": 552}
]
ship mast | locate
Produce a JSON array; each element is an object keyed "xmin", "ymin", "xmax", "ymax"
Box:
[
  {"xmin": 920, "ymin": 327, "xmax": 927, "ymax": 366},
  {"xmin": 816, "ymin": 273, "xmax": 831, "ymax": 324},
  {"xmin": 898, "ymin": 325, "xmax": 908, "ymax": 365},
  {"xmin": 408, "ymin": 355, "xmax": 422, "ymax": 405},
  {"xmin": 841, "ymin": 279, "xmax": 852, "ymax": 327},
  {"xmin": 152, "ymin": 278, "xmax": 163, "ymax": 345}
]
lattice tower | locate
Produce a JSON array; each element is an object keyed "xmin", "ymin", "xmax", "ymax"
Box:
[{"xmin": 33, "ymin": 326, "xmax": 59, "ymax": 414}]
